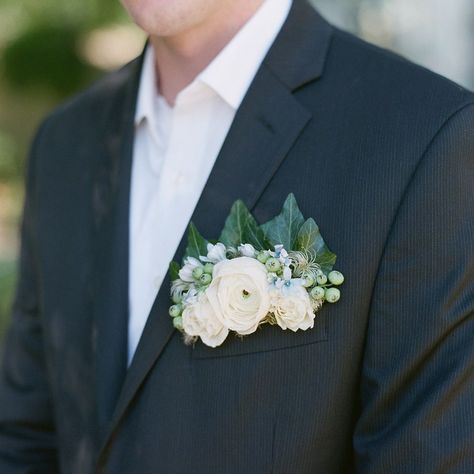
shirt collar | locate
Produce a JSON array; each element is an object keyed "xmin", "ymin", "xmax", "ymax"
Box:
[
  {"xmin": 198, "ymin": 0, "xmax": 292, "ymax": 109},
  {"xmin": 135, "ymin": 0, "xmax": 292, "ymax": 124}
]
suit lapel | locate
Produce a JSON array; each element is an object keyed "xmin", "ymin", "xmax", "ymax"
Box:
[
  {"xmin": 92, "ymin": 56, "xmax": 143, "ymax": 438},
  {"xmin": 99, "ymin": 0, "xmax": 333, "ymax": 457}
]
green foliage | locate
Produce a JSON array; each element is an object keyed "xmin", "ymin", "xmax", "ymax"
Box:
[
  {"xmin": 1, "ymin": 0, "xmax": 126, "ymax": 31},
  {"xmin": 295, "ymin": 218, "xmax": 320, "ymax": 250},
  {"xmin": 175, "ymin": 194, "xmax": 337, "ymax": 278},
  {"xmin": 0, "ymin": 0, "xmax": 132, "ymax": 342},
  {"xmin": 0, "ymin": 131, "xmax": 20, "ymax": 181},
  {"xmin": 261, "ymin": 193, "xmax": 305, "ymax": 250},
  {"xmin": 3, "ymin": 24, "xmax": 100, "ymax": 97},
  {"xmin": 0, "ymin": 261, "xmax": 16, "ymax": 343},
  {"xmin": 313, "ymin": 248, "xmax": 337, "ymax": 274},
  {"xmin": 169, "ymin": 261, "xmax": 180, "ymax": 281},
  {"xmin": 184, "ymin": 223, "xmax": 209, "ymax": 261},
  {"xmin": 219, "ymin": 200, "xmax": 268, "ymax": 250},
  {"xmin": 261, "ymin": 194, "xmax": 336, "ymax": 273},
  {"xmin": 296, "ymin": 217, "xmax": 337, "ymax": 273}
]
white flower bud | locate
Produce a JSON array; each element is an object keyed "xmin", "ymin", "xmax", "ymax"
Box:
[
  {"xmin": 179, "ymin": 257, "xmax": 202, "ymax": 283},
  {"xmin": 238, "ymin": 243, "xmax": 257, "ymax": 258},
  {"xmin": 205, "ymin": 243, "xmax": 227, "ymax": 263}
]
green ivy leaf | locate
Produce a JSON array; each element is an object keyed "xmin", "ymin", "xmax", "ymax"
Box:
[
  {"xmin": 316, "ymin": 249, "xmax": 337, "ymax": 274},
  {"xmin": 295, "ymin": 217, "xmax": 337, "ymax": 273},
  {"xmin": 184, "ymin": 222, "xmax": 208, "ymax": 260},
  {"xmin": 295, "ymin": 218, "xmax": 319, "ymax": 251},
  {"xmin": 169, "ymin": 261, "xmax": 180, "ymax": 281},
  {"xmin": 309, "ymin": 223, "xmax": 337, "ymax": 273},
  {"xmin": 261, "ymin": 193, "xmax": 305, "ymax": 249},
  {"xmin": 219, "ymin": 200, "xmax": 268, "ymax": 250}
]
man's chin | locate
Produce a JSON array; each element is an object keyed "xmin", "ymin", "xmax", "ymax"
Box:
[{"xmin": 120, "ymin": 0, "xmax": 213, "ymax": 39}]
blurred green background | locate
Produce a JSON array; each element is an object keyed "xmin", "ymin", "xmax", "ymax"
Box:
[
  {"xmin": 0, "ymin": 0, "xmax": 145, "ymax": 340},
  {"xmin": 0, "ymin": 0, "xmax": 473, "ymax": 342}
]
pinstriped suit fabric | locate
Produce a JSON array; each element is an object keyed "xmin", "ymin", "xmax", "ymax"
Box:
[{"xmin": 0, "ymin": 1, "xmax": 473, "ymax": 472}]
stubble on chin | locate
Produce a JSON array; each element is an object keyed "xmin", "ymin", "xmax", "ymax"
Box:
[{"xmin": 120, "ymin": 0, "xmax": 220, "ymax": 38}]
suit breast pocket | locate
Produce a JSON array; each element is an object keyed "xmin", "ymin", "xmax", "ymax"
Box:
[{"xmin": 191, "ymin": 308, "xmax": 328, "ymax": 359}]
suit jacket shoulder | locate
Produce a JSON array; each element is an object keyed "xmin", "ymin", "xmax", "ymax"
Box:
[{"xmin": 323, "ymin": 26, "xmax": 474, "ymax": 133}]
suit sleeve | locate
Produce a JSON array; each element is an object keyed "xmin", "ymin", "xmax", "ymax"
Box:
[
  {"xmin": 353, "ymin": 102, "xmax": 474, "ymax": 472},
  {"xmin": 0, "ymin": 122, "xmax": 59, "ymax": 473}
]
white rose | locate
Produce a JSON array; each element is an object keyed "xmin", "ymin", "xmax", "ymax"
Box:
[
  {"xmin": 270, "ymin": 282, "xmax": 315, "ymax": 332},
  {"xmin": 206, "ymin": 257, "xmax": 270, "ymax": 335},
  {"xmin": 182, "ymin": 295, "xmax": 229, "ymax": 348}
]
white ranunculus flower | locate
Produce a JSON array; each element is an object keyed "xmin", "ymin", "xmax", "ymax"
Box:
[
  {"xmin": 179, "ymin": 257, "xmax": 202, "ymax": 283},
  {"xmin": 270, "ymin": 282, "xmax": 315, "ymax": 332},
  {"xmin": 238, "ymin": 243, "xmax": 256, "ymax": 258},
  {"xmin": 206, "ymin": 257, "xmax": 271, "ymax": 335},
  {"xmin": 205, "ymin": 243, "xmax": 227, "ymax": 263},
  {"xmin": 182, "ymin": 295, "xmax": 229, "ymax": 348}
]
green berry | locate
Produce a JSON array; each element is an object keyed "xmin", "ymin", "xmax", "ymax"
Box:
[
  {"xmin": 325, "ymin": 287, "xmax": 341, "ymax": 303},
  {"xmin": 199, "ymin": 273, "xmax": 212, "ymax": 285},
  {"xmin": 171, "ymin": 292, "xmax": 182, "ymax": 304},
  {"xmin": 203, "ymin": 263, "xmax": 214, "ymax": 275},
  {"xmin": 303, "ymin": 275, "xmax": 315, "ymax": 288},
  {"xmin": 173, "ymin": 317, "xmax": 184, "ymax": 331},
  {"xmin": 169, "ymin": 305, "xmax": 182, "ymax": 318},
  {"xmin": 316, "ymin": 273, "xmax": 328, "ymax": 285},
  {"xmin": 192, "ymin": 266, "xmax": 204, "ymax": 280},
  {"xmin": 257, "ymin": 252, "xmax": 270, "ymax": 264},
  {"xmin": 265, "ymin": 257, "xmax": 281, "ymax": 273},
  {"xmin": 328, "ymin": 270, "xmax": 344, "ymax": 286},
  {"xmin": 310, "ymin": 286, "xmax": 325, "ymax": 300}
]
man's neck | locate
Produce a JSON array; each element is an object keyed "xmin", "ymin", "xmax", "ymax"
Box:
[{"xmin": 150, "ymin": 1, "xmax": 265, "ymax": 106}]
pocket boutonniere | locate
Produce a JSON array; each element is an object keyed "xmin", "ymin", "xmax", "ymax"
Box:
[{"xmin": 168, "ymin": 194, "xmax": 344, "ymax": 348}]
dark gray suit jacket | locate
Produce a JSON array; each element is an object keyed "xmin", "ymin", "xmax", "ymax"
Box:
[{"xmin": 1, "ymin": 1, "xmax": 474, "ymax": 472}]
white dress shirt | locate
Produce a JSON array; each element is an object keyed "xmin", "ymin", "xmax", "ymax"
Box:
[{"xmin": 128, "ymin": 0, "xmax": 293, "ymax": 363}]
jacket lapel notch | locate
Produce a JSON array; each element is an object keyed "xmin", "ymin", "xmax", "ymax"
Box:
[{"xmin": 264, "ymin": 0, "xmax": 333, "ymax": 91}]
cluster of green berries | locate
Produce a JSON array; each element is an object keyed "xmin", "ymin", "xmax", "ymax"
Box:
[
  {"xmin": 191, "ymin": 263, "xmax": 214, "ymax": 286},
  {"xmin": 307, "ymin": 270, "xmax": 344, "ymax": 303},
  {"xmin": 169, "ymin": 304, "xmax": 184, "ymax": 331},
  {"xmin": 257, "ymin": 250, "xmax": 344, "ymax": 303},
  {"xmin": 169, "ymin": 262, "xmax": 215, "ymax": 331},
  {"xmin": 256, "ymin": 252, "xmax": 283, "ymax": 274}
]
